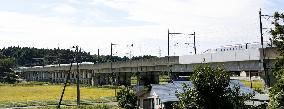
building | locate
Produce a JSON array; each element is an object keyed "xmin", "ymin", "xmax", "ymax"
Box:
[{"xmin": 134, "ymin": 80, "xmax": 268, "ymax": 109}]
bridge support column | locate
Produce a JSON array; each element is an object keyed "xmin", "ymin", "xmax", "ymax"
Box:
[
  {"xmin": 116, "ymin": 72, "xmax": 131, "ymax": 86},
  {"xmin": 91, "ymin": 70, "xmax": 95, "ymax": 86},
  {"xmin": 138, "ymin": 72, "xmax": 159, "ymax": 85},
  {"xmin": 69, "ymin": 71, "xmax": 75, "ymax": 83},
  {"xmin": 56, "ymin": 71, "xmax": 60, "ymax": 83},
  {"xmin": 94, "ymin": 73, "xmax": 111, "ymax": 86}
]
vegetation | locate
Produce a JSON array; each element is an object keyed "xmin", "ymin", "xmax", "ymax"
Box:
[
  {"xmin": 269, "ymin": 12, "xmax": 284, "ymax": 108},
  {"xmin": 0, "ymin": 55, "xmax": 18, "ymax": 83},
  {"xmin": 117, "ymin": 88, "xmax": 137, "ymax": 109},
  {"xmin": 39, "ymin": 104, "xmax": 117, "ymax": 109},
  {"xmin": 0, "ymin": 83, "xmax": 116, "ymax": 108},
  {"xmin": 174, "ymin": 66, "xmax": 253, "ymax": 109},
  {"xmin": 240, "ymin": 80, "xmax": 264, "ymax": 92},
  {"xmin": 0, "ymin": 46, "xmax": 93, "ymax": 66},
  {"xmin": 0, "ymin": 46, "xmax": 157, "ymax": 67},
  {"xmin": 131, "ymin": 55, "xmax": 157, "ymax": 61},
  {"xmin": 159, "ymin": 74, "xmax": 171, "ymax": 84}
]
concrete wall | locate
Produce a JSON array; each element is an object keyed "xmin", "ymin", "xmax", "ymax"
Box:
[{"xmin": 179, "ymin": 49, "xmax": 260, "ymax": 64}]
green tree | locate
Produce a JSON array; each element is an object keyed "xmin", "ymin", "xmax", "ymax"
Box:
[
  {"xmin": 174, "ymin": 66, "xmax": 252, "ymax": 109},
  {"xmin": 0, "ymin": 55, "xmax": 18, "ymax": 83},
  {"xmin": 117, "ymin": 88, "xmax": 138, "ymax": 109},
  {"xmin": 269, "ymin": 12, "xmax": 284, "ymax": 109}
]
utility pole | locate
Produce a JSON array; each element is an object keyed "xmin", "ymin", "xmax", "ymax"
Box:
[
  {"xmin": 167, "ymin": 29, "xmax": 183, "ymax": 62},
  {"xmin": 167, "ymin": 29, "xmax": 183, "ymax": 79},
  {"xmin": 194, "ymin": 32, "xmax": 196, "ymax": 54},
  {"xmin": 259, "ymin": 8, "xmax": 271, "ymax": 87},
  {"xmin": 58, "ymin": 59, "xmax": 73, "ymax": 108},
  {"xmin": 111, "ymin": 43, "xmax": 117, "ymax": 96},
  {"xmin": 190, "ymin": 32, "xmax": 196, "ymax": 54},
  {"xmin": 96, "ymin": 49, "xmax": 100, "ymax": 64},
  {"xmin": 168, "ymin": 29, "xmax": 170, "ymax": 62},
  {"xmin": 74, "ymin": 45, "xmax": 80, "ymax": 106},
  {"xmin": 98, "ymin": 49, "xmax": 100, "ymax": 58}
]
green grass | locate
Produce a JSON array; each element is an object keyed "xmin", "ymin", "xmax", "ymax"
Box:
[
  {"xmin": 131, "ymin": 75, "xmax": 171, "ymax": 85},
  {"xmin": 159, "ymin": 75, "xmax": 171, "ymax": 84},
  {"xmin": 39, "ymin": 104, "xmax": 119, "ymax": 109},
  {"xmin": 0, "ymin": 82, "xmax": 117, "ymax": 108},
  {"xmin": 240, "ymin": 80, "xmax": 264, "ymax": 91},
  {"xmin": 131, "ymin": 76, "xmax": 137, "ymax": 85}
]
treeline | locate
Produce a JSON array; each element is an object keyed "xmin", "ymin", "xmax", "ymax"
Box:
[{"xmin": 0, "ymin": 46, "xmax": 157, "ymax": 67}]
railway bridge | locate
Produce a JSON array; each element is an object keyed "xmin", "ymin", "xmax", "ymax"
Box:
[{"xmin": 18, "ymin": 47, "xmax": 280, "ymax": 86}]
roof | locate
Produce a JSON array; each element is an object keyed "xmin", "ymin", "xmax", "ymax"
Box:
[
  {"xmin": 151, "ymin": 81, "xmax": 193, "ymax": 103},
  {"xmin": 135, "ymin": 80, "xmax": 259, "ymax": 103},
  {"xmin": 229, "ymin": 79, "xmax": 257, "ymax": 95}
]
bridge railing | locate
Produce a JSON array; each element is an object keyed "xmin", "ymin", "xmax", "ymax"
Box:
[{"xmin": 20, "ymin": 56, "xmax": 179, "ymax": 72}]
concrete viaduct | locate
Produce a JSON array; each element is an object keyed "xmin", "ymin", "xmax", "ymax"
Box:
[{"xmin": 18, "ymin": 47, "xmax": 280, "ymax": 86}]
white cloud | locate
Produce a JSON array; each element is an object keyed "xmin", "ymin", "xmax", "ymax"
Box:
[
  {"xmin": 52, "ymin": 4, "xmax": 77, "ymax": 16},
  {"xmin": 95, "ymin": 0, "xmax": 267, "ymax": 54},
  {"xmin": 0, "ymin": 11, "xmax": 165, "ymax": 56},
  {"xmin": 0, "ymin": 0, "xmax": 282, "ymax": 57}
]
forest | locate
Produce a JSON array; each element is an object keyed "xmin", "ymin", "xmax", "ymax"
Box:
[{"xmin": 0, "ymin": 46, "xmax": 157, "ymax": 67}]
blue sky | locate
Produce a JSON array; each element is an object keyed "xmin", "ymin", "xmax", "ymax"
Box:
[{"xmin": 0, "ymin": 0, "xmax": 283, "ymax": 57}]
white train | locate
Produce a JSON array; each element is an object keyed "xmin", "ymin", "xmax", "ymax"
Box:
[{"xmin": 203, "ymin": 41, "xmax": 272, "ymax": 54}]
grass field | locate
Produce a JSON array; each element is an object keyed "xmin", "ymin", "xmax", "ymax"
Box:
[
  {"xmin": 0, "ymin": 83, "xmax": 117, "ymax": 108},
  {"xmin": 0, "ymin": 85, "xmax": 115, "ymax": 102},
  {"xmin": 240, "ymin": 80, "xmax": 264, "ymax": 92}
]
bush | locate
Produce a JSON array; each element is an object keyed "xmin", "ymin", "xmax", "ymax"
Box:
[
  {"xmin": 269, "ymin": 12, "xmax": 284, "ymax": 109},
  {"xmin": 116, "ymin": 88, "xmax": 137, "ymax": 109},
  {"xmin": 174, "ymin": 66, "xmax": 253, "ymax": 109}
]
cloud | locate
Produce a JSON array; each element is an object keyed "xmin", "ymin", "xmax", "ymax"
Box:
[
  {"xmin": 52, "ymin": 4, "xmax": 78, "ymax": 16},
  {"xmin": 96, "ymin": 0, "xmax": 267, "ymax": 53},
  {"xmin": 0, "ymin": 10, "xmax": 165, "ymax": 56},
  {"xmin": 0, "ymin": 0, "xmax": 282, "ymax": 57}
]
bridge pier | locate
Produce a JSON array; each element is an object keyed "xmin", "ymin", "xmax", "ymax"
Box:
[
  {"xmin": 116, "ymin": 72, "xmax": 131, "ymax": 86},
  {"xmin": 137, "ymin": 72, "xmax": 159, "ymax": 85},
  {"xmin": 94, "ymin": 73, "xmax": 111, "ymax": 86},
  {"xmin": 80, "ymin": 69, "xmax": 92, "ymax": 85}
]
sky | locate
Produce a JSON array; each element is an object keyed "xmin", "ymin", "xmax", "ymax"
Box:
[{"xmin": 0, "ymin": 0, "xmax": 283, "ymax": 57}]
